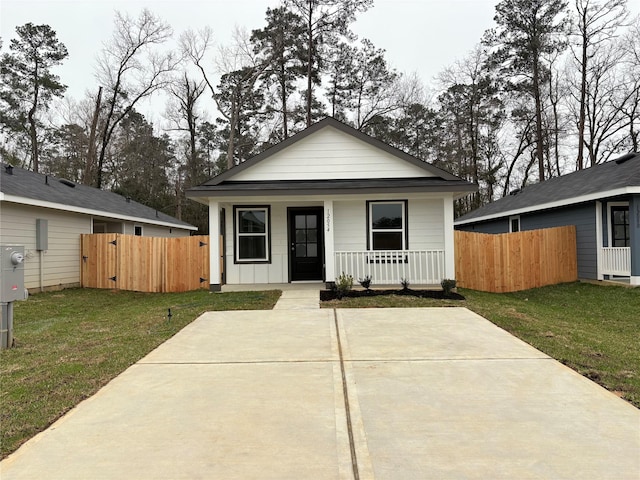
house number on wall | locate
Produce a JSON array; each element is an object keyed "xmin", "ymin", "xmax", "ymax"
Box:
[{"xmin": 326, "ymin": 210, "xmax": 331, "ymax": 232}]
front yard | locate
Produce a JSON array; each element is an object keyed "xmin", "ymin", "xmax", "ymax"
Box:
[
  {"xmin": 1, "ymin": 282, "xmax": 637, "ymax": 460},
  {"xmin": 0, "ymin": 288, "xmax": 280, "ymax": 459}
]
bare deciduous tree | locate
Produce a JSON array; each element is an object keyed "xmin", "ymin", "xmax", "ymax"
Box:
[
  {"xmin": 92, "ymin": 9, "xmax": 177, "ymax": 188},
  {"xmin": 571, "ymin": 0, "xmax": 629, "ymax": 169}
]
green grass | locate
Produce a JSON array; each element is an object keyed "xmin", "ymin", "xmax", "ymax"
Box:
[
  {"xmin": 323, "ymin": 282, "xmax": 640, "ymax": 408},
  {"xmin": 2, "ymin": 283, "xmax": 638, "ymax": 459},
  {"xmin": 0, "ymin": 288, "xmax": 280, "ymax": 459}
]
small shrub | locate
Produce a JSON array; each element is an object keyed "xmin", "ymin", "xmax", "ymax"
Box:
[
  {"xmin": 334, "ymin": 272, "xmax": 354, "ymax": 299},
  {"xmin": 400, "ymin": 278, "xmax": 410, "ymax": 290},
  {"xmin": 441, "ymin": 279, "xmax": 457, "ymax": 296},
  {"xmin": 358, "ymin": 275, "xmax": 372, "ymax": 291}
]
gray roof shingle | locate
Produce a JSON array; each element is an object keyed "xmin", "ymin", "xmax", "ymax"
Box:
[
  {"xmin": 455, "ymin": 153, "xmax": 640, "ymax": 224},
  {"xmin": 1, "ymin": 164, "xmax": 195, "ymax": 230}
]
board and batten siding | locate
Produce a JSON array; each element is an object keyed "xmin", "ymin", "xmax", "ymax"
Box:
[
  {"xmin": 0, "ymin": 203, "xmax": 90, "ymax": 290},
  {"xmin": 223, "ymin": 203, "xmax": 289, "ymax": 284},
  {"xmin": 221, "ymin": 197, "xmax": 448, "ymax": 284},
  {"xmin": 408, "ymin": 198, "xmax": 445, "ymax": 250},
  {"xmin": 332, "ymin": 198, "xmax": 445, "ymax": 252},
  {"xmin": 230, "ymin": 126, "xmax": 434, "ymax": 181}
]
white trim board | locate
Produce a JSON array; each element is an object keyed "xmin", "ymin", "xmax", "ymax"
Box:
[{"xmin": 454, "ymin": 186, "xmax": 640, "ymax": 225}]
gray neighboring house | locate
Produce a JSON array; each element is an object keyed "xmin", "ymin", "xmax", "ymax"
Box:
[
  {"xmin": 455, "ymin": 152, "xmax": 640, "ymax": 286},
  {"xmin": 1, "ymin": 164, "xmax": 196, "ymax": 291}
]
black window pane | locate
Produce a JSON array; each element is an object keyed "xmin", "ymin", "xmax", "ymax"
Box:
[
  {"xmin": 372, "ymin": 203, "xmax": 402, "ymax": 229},
  {"xmin": 307, "ymin": 243, "xmax": 317, "ymax": 257},
  {"xmin": 511, "ymin": 219, "xmax": 520, "ymax": 232},
  {"xmin": 240, "ymin": 210, "xmax": 265, "ymax": 233},
  {"xmin": 239, "ymin": 236, "xmax": 266, "ymax": 259},
  {"xmin": 307, "ymin": 229, "xmax": 317, "ymax": 242},
  {"xmin": 295, "ymin": 229, "xmax": 306, "ymax": 242},
  {"xmin": 373, "ymin": 232, "xmax": 403, "ymax": 250},
  {"xmin": 295, "ymin": 215, "xmax": 306, "ymax": 229},
  {"xmin": 613, "ymin": 209, "xmax": 628, "ymax": 225},
  {"xmin": 306, "ymin": 215, "xmax": 317, "ymax": 228},
  {"xmin": 296, "ymin": 243, "xmax": 306, "ymax": 258}
]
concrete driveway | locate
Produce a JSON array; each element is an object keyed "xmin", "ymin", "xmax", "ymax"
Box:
[{"xmin": 2, "ymin": 307, "xmax": 639, "ymax": 479}]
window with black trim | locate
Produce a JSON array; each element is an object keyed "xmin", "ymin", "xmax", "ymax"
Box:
[
  {"xmin": 134, "ymin": 225, "xmax": 143, "ymax": 236},
  {"xmin": 509, "ymin": 216, "xmax": 520, "ymax": 233},
  {"xmin": 368, "ymin": 201, "xmax": 407, "ymax": 250},
  {"xmin": 235, "ymin": 206, "xmax": 270, "ymax": 262},
  {"xmin": 611, "ymin": 206, "xmax": 629, "ymax": 247}
]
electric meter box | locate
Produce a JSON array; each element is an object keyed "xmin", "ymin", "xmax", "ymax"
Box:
[{"xmin": 1, "ymin": 246, "xmax": 25, "ymax": 302}]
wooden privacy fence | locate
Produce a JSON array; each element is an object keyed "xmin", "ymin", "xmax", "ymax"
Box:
[
  {"xmin": 455, "ymin": 226, "xmax": 577, "ymax": 293},
  {"xmin": 81, "ymin": 234, "xmax": 210, "ymax": 293}
]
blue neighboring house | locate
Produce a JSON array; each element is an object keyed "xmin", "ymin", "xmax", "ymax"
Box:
[{"xmin": 454, "ymin": 152, "xmax": 640, "ymax": 286}]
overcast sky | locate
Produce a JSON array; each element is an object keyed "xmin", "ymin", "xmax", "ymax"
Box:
[{"xmin": 2, "ymin": 0, "xmax": 638, "ymax": 124}]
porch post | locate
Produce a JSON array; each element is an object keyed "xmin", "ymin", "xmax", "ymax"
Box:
[
  {"xmin": 323, "ymin": 199, "xmax": 335, "ymax": 288},
  {"xmin": 595, "ymin": 201, "xmax": 604, "ymax": 280},
  {"xmin": 630, "ymin": 194, "xmax": 640, "ymax": 286},
  {"xmin": 209, "ymin": 200, "xmax": 221, "ymax": 292},
  {"xmin": 443, "ymin": 196, "xmax": 455, "ymax": 281}
]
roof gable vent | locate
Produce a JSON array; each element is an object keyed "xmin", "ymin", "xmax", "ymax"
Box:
[{"xmin": 614, "ymin": 153, "xmax": 635, "ymax": 164}]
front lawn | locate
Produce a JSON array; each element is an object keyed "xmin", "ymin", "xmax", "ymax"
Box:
[
  {"xmin": 323, "ymin": 282, "xmax": 640, "ymax": 409},
  {"xmin": 0, "ymin": 288, "xmax": 280, "ymax": 459}
]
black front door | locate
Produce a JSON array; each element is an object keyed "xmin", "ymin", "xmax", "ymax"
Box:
[{"xmin": 289, "ymin": 208, "xmax": 323, "ymax": 281}]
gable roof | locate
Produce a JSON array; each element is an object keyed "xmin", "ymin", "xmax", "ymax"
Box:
[
  {"xmin": 0, "ymin": 164, "xmax": 196, "ymax": 230},
  {"xmin": 455, "ymin": 152, "xmax": 640, "ymax": 225},
  {"xmin": 187, "ymin": 117, "xmax": 476, "ymax": 199}
]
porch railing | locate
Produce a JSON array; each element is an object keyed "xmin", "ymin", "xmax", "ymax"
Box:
[
  {"xmin": 334, "ymin": 250, "xmax": 445, "ymax": 285},
  {"xmin": 600, "ymin": 247, "xmax": 631, "ymax": 276}
]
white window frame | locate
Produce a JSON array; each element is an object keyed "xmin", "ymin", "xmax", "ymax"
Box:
[
  {"xmin": 607, "ymin": 201, "xmax": 629, "ymax": 247},
  {"xmin": 234, "ymin": 206, "xmax": 270, "ymax": 263},
  {"xmin": 509, "ymin": 215, "xmax": 520, "ymax": 233},
  {"xmin": 368, "ymin": 200, "xmax": 407, "ymax": 251}
]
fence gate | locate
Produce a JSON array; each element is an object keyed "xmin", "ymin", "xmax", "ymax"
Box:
[{"xmin": 81, "ymin": 234, "xmax": 210, "ymax": 293}]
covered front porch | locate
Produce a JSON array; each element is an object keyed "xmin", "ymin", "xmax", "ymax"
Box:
[
  {"xmin": 596, "ymin": 197, "xmax": 639, "ymax": 286},
  {"xmin": 207, "ymin": 195, "xmax": 456, "ymax": 291}
]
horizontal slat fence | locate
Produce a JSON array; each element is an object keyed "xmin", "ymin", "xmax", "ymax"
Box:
[
  {"xmin": 455, "ymin": 226, "xmax": 577, "ymax": 293},
  {"xmin": 81, "ymin": 234, "xmax": 210, "ymax": 293}
]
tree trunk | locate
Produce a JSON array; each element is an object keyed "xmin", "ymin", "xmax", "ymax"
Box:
[
  {"xmin": 84, "ymin": 86, "xmax": 103, "ymax": 185},
  {"xmin": 226, "ymin": 93, "xmax": 238, "ymax": 170},
  {"xmin": 28, "ymin": 64, "xmax": 39, "ymax": 173},
  {"xmin": 532, "ymin": 52, "xmax": 545, "ymax": 182},
  {"xmin": 576, "ymin": 17, "xmax": 588, "ymax": 170},
  {"xmin": 306, "ymin": 4, "xmax": 313, "ymax": 127}
]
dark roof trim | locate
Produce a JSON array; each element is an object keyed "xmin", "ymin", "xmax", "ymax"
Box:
[
  {"xmin": 202, "ymin": 117, "xmax": 463, "ymax": 186},
  {"xmin": 188, "ymin": 177, "xmax": 477, "ymax": 198},
  {"xmin": 188, "ymin": 184, "xmax": 477, "ymax": 198}
]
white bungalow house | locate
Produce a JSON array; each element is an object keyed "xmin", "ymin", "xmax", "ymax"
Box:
[{"xmin": 187, "ymin": 117, "xmax": 477, "ymax": 291}]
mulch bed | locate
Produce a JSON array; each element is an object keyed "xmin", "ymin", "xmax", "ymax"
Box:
[{"xmin": 320, "ymin": 288, "xmax": 465, "ymax": 301}]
